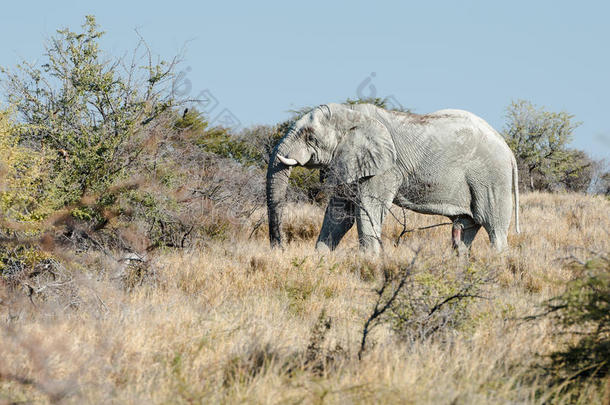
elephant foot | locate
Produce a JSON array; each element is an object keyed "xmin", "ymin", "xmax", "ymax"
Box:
[
  {"xmin": 315, "ymin": 241, "xmax": 332, "ymax": 253},
  {"xmin": 358, "ymin": 236, "xmax": 382, "ymax": 255}
]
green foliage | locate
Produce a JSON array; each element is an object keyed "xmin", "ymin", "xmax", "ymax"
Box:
[
  {"xmin": 1, "ymin": 15, "xmax": 176, "ymax": 211},
  {"xmin": 175, "ymin": 108, "xmax": 265, "ymax": 167},
  {"xmin": 502, "ymin": 100, "xmax": 590, "ymax": 191},
  {"xmin": 389, "ymin": 264, "xmax": 488, "ymax": 342},
  {"xmin": 542, "ymin": 255, "xmax": 609, "ymax": 380},
  {"xmin": 289, "ymin": 167, "xmax": 326, "ymax": 202},
  {"xmin": 0, "ymin": 16, "xmax": 238, "ymax": 260},
  {"xmin": 0, "ymin": 109, "xmax": 57, "ymax": 224},
  {"xmin": 173, "ymin": 108, "xmax": 208, "ymax": 134},
  {"xmin": 0, "ymin": 109, "xmax": 66, "ymax": 275},
  {"xmin": 358, "ymin": 257, "xmax": 492, "ymax": 359},
  {"xmin": 196, "ymin": 127, "xmax": 264, "ymax": 167},
  {"xmin": 175, "ymin": 108, "xmax": 326, "ymax": 202},
  {"xmin": 560, "ymin": 149, "xmax": 594, "ymax": 192}
]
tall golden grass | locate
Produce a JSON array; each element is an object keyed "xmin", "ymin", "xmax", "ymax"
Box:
[{"xmin": 1, "ymin": 192, "xmax": 608, "ymax": 404}]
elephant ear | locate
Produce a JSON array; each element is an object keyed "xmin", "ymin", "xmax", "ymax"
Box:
[{"xmin": 327, "ymin": 111, "xmax": 396, "ymax": 185}]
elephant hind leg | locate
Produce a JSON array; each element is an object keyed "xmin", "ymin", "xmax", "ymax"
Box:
[
  {"xmin": 486, "ymin": 227, "xmax": 508, "ymax": 252},
  {"xmin": 480, "ymin": 205, "xmax": 510, "ymax": 252},
  {"xmin": 451, "ymin": 216, "xmax": 481, "ymax": 256}
]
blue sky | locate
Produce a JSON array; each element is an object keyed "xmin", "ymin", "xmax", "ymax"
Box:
[{"xmin": 1, "ymin": 0, "xmax": 608, "ymax": 158}]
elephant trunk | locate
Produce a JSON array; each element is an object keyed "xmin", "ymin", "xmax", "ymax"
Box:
[{"xmin": 266, "ymin": 142, "xmax": 294, "ymax": 248}]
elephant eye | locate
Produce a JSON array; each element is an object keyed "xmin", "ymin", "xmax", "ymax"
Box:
[{"xmin": 304, "ymin": 130, "xmax": 316, "ymax": 143}]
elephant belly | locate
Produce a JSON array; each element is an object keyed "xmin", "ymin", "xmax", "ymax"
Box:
[{"xmin": 393, "ymin": 176, "xmax": 472, "ymax": 218}]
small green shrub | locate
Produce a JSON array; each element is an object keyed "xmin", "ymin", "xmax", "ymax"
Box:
[
  {"xmin": 390, "ymin": 264, "xmax": 490, "ymax": 343},
  {"xmin": 358, "ymin": 256, "xmax": 492, "ymax": 359},
  {"xmin": 542, "ymin": 254, "xmax": 609, "ymax": 380}
]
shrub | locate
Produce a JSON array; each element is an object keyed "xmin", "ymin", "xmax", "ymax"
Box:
[
  {"xmin": 358, "ymin": 255, "xmax": 492, "ymax": 358},
  {"xmin": 541, "ymin": 254, "xmax": 609, "ymax": 380},
  {"xmin": 389, "ymin": 264, "xmax": 491, "ymax": 343},
  {"xmin": 0, "ymin": 110, "xmax": 56, "ymax": 225},
  {"xmin": 502, "ymin": 100, "xmax": 593, "ymax": 192},
  {"xmin": 0, "ymin": 17, "xmax": 270, "ymax": 256},
  {"xmin": 1, "ymin": 15, "xmax": 178, "ymax": 221},
  {"xmin": 0, "ymin": 109, "xmax": 63, "ymax": 275},
  {"xmin": 175, "ymin": 108, "xmax": 266, "ymax": 167}
]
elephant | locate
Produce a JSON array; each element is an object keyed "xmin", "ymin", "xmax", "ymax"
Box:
[{"xmin": 266, "ymin": 103, "xmax": 520, "ymax": 254}]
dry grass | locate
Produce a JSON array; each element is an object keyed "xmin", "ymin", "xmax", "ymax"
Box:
[{"xmin": 1, "ymin": 192, "xmax": 609, "ymax": 404}]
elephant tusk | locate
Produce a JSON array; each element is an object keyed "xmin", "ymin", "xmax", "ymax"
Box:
[{"xmin": 277, "ymin": 154, "xmax": 298, "ymax": 166}]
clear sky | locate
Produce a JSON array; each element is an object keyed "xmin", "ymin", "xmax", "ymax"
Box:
[{"xmin": 1, "ymin": 0, "xmax": 608, "ymax": 158}]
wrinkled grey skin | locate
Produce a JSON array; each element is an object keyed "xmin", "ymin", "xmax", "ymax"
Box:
[{"xmin": 266, "ymin": 103, "xmax": 520, "ymax": 254}]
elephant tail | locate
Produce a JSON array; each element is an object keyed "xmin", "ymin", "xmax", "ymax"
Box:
[{"xmin": 512, "ymin": 156, "xmax": 520, "ymax": 234}]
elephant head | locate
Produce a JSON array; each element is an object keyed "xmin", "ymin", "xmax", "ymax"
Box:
[{"xmin": 266, "ymin": 103, "xmax": 397, "ymax": 247}]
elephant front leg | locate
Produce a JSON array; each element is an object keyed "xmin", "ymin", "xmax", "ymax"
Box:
[
  {"xmin": 315, "ymin": 196, "xmax": 355, "ymax": 252},
  {"xmin": 355, "ymin": 196, "xmax": 392, "ymax": 254},
  {"xmin": 353, "ymin": 175, "xmax": 398, "ymax": 254}
]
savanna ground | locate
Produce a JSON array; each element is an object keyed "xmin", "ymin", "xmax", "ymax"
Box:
[{"xmin": 1, "ymin": 191, "xmax": 609, "ymax": 404}]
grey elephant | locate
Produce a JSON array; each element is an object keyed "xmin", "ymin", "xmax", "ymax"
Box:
[{"xmin": 266, "ymin": 103, "xmax": 520, "ymax": 254}]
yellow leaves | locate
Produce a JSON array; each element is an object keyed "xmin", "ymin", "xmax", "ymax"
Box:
[{"xmin": 0, "ymin": 109, "xmax": 54, "ymax": 225}]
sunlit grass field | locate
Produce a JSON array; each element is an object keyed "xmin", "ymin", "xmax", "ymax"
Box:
[{"xmin": 1, "ymin": 192, "xmax": 609, "ymax": 404}]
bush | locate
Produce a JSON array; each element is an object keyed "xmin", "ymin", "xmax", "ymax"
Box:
[
  {"xmin": 1, "ymin": 15, "xmax": 177, "ymax": 220},
  {"xmin": 559, "ymin": 149, "xmax": 594, "ymax": 192},
  {"xmin": 358, "ymin": 255, "xmax": 493, "ymax": 358},
  {"xmin": 0, "ymin": 16, "xmax": 270, "ymax": 261},
  {"xmin": 389, "ymin": 264, "xmax": 491, "ymax": 343},
  {"xmin": 175, "ymin": 108, "xmax": 266, "ymax": 167},
  {"xmin": 502, "ymin": 100, "xmax": 593, "ymax": 192},
  {"xmin": 0, "ymin": 109, "xmax": 63, "ymax": 276},
  {"xmin": 0, "ymin": 110, "xmax": 56, "ymax": 225},
  {"xmin": 541, "ymin": 254, "xmax": 609, "ymax": 380}
]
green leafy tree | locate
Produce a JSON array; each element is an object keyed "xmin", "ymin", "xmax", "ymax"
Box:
[
  {"xmin": 174, "ymin": 108, "xmax": 265, "ymax": 167},
  {"xmin": 1, "ymin": 15, "xmax": 179, "ymax": 213},
  {"xmin": 502, "ymin": 100, "xmax": 588, "ymax": 191},
  {"xmin": 559, "ymin": 149, "xmax": 594, "ymax": 192}
]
